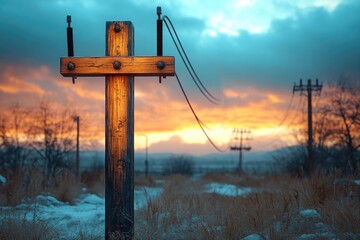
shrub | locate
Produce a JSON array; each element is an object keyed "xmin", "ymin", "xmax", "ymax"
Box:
[{"xmin": 162, "ymin": 155, "xmax": 195, "ymax": 176}]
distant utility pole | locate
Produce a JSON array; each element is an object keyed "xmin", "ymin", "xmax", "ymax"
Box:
[
  {"xmin": 230, "ymin": 128, "xmax": 252, "ymax": 173},
  {"xmin": 139, "ymin": 134, "xmax": 149, "ymax": 177},
  {"xmin": 293, "ymin": 79, "xmax": 322, "ymax": 176},
  {"xmin": 73, "ymin": 116, "xmax": 80, "ymax": 180}
]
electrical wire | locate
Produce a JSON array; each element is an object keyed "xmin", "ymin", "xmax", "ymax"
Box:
[
  {"xmin": 175, "ymin": 72, "xmax": 227, "ymax": 152},
  {"xmin": 252, "ymin": 92, "xmax": 296, "ymax": 145},
  {"xmin": 277, "ymin": 93, "xmax": 295, "ymax": 128},
  {"xmin": 252, "ymin": 94, "xmax": 305, "ymax": 149},
  {"xmin": 163, "ymin": 16, "xmax": 220, "ymax": 105}
]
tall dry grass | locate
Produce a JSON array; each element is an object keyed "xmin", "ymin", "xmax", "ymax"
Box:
[
  {"xmin": 136, "ymin": 172, "xmax": 360, "ymax": 239},
  {"xmin": 0, "ymin": 205, "xmax": 59, "ymax": 240}
]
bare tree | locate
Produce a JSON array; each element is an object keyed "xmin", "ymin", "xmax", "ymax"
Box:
[
  {"xmin": 0, "ymin": 104, "xmax": 31, "ymax": 174},
  {"xmin": 27, "ymin": 101, "xmax": 76, "ymax": 181},
  {"xmin": 327, "ymin": 78, "xmax": 360, "ymax": 172},
  {"xmin": 163, "ymin": 155, "xmax": 195, "ymax": 176}
]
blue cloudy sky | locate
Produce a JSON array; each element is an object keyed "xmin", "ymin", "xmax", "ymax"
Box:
[{"xmin": 0, "ymin": 0, "xmax": 359, "ymax": 155}]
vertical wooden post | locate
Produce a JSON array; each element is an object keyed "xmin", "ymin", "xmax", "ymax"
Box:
[{"xmin": 105, "ymin": 21, "xmax": 134, "ymax": 239}]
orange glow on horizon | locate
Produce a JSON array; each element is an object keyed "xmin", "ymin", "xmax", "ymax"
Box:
[{"xmin": 0, "ymin": 64, "xmax": 302, "ymax": 154}]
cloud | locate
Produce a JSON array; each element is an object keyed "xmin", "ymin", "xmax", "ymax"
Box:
[
  {"xmin": 0, "ymin": 0, "xmax": 359, "ymax": 154},
  {"xmin": 148, "ymin": 135, "xmax": 221, "ymax": 155},
  {"xmin": 0, "ymin": 65, "xmax": 51, "ymax": 96}
]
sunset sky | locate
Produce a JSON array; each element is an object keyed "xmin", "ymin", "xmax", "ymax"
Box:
[{"xmin": 1, "ymin": 0, "xmax": 359, "ymax": 155}]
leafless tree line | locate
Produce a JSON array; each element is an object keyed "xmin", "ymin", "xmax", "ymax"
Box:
[{"xmin": 0, "ymin": 101, "xmax": 78, "ymax": 186}]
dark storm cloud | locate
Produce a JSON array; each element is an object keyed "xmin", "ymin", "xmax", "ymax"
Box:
[
  {"xmin": 180, "ymin": 1, "xmax": 360, "ymax": 94},
  {"xmin": 0, "ymin": 0, "xmax": 169, "ymax": 68},
  {"xmin": 1, "ymin": 0, "xmax": 359, "ymax": 96},
  {"xmin": 0, "ymin": 0, "xmax": 205, "ymax": 66}
]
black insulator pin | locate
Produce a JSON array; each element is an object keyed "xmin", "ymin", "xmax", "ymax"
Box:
[
  {"xmin": 157, "ymin": 7, "xmax": 163, "ymax": 57},
  {"xmin": 67, "ymin": 15, "xmax": 74, "ymax": 57},
  {"xmin": 156, "ymin": 7, "xmax": 163, "ymax": 83}
]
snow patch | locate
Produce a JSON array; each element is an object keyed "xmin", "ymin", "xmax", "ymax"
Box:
[
  {"xmin": 34, "ymin": 195, "xmax": 65, "ymax": 207},
  {"xmin": 297, "ymin": 232, "xmax": 336, "ymax": 239},
  {"xmin": 299, "ymin": 209, "xmax": 321, "ymax": 219},
  {"xmin": 204, "ymin": 182, "xmax": 253, "ymax": 197},
  {"xmin": 0, "ymin": 174, "xmax": 6, "ymax": 184},
  {"xmin": 241, "ymin": 233, "xmax": 263, "ymax": 240},
  {"xmin": 77, "ymin": 194, "xmax": 104, "ymax": 205},
  {"xmin": 0, "ymin": 187, "xmax": 163, "ymax": 239},
  {"xmin": 135, "ymin": 186, "xmax": 163, "ymax": 210}
]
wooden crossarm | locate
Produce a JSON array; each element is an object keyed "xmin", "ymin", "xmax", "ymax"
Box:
[{"xmin": 60, "ymin": 56, "xmax": 175, "ymax": 77}]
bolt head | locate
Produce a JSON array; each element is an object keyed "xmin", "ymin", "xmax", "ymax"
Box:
[
  {"xmin": 157, "ymin": 61, "xmax": 166, "ymax": 70},
  {"xmin": 114, "ymin": 23, "xmax": 121, "ymax": 32},
  {"xmin": 67, "ymin": 62, "xmax": 75, "ymax": 70},
  {"xmin": 113, "ymin": 61, "xmax": 121, "ymax": 70}
]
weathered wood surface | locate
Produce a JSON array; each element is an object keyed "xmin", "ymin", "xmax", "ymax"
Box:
[
  {"xmin": 105, "ymin": 21, "xmax": 134, "ymax": 239},
  {"xmin": 60, "ymin": 56, "xmax": 174, "ymax": 76}
]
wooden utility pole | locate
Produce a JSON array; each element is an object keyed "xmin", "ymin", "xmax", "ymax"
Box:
[
  {"xmin": 60, "ymin": 20, "xmax": 174, "ymax": 239},
  {"xmin": 230, "ymin": 128, "xmax": 252, "ymax": 173},
  {"xmin": 293, "ymin": 79, "xmax": 322, "ymax": 176},
  {"xmin": 143, "ymin": 135, "xmax": 149, "ymax": 177}
]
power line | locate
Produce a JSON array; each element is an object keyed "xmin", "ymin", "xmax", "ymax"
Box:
[
  {"xmin": 256, "ymin": 92, "xmax": 296, "ymax": 141},
  {"xmin": 163, "ymin": 16, "xmax": 220, "ymax": 104},
  {"xmin": 252, "ymin": 92, "xmax": 306, "ymax": 150},
  {"xmin": 175, "ymin": 72, "xmax": 227, "ymax": 152}
]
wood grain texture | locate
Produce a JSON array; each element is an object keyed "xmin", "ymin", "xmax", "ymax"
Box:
[
  {"xmin": 60, "ymin": 56, "xmax": 175, "ymax": 76},
  {"xmin": 105, "ymin": 21, "xmax": 134, "ymax": 239}
]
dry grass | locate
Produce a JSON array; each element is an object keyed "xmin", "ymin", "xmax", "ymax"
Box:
[
  {"xmin": 135, "ymin": 172, "xmax": 360, "ymax": 239},
  {"xmin": 1, "ymin": 168, "xmax": 359, "ymax": 239},
  {"xmin": 51, "ymin": 168, "xmax": 82, "ymax": 204},
  {"xmin": 82, "ymin": 168, "xmax": 105, "ymax": 196},
  {"xmin": 0, "ymin": 207, "xmax": 59, "ymax": 240},
  {"xmin": 134, "ymin": 175, "xmax": 157, "ymax": 187}
]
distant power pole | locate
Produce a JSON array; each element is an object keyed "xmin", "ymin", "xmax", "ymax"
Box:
[
  {"xmin": 293, "ymin": 79, "xmax": 322, "ymax": 176},
  {"xmin": 230, "ymin": 128, "xmax": 252, "ymax": 173},
  {"xmin": 73, "ymin": 116, "xmax": 80, "ymax": 180},
  {"xmin": 140, "ymin": 134, "xmax": 149, "ymax": 177}
]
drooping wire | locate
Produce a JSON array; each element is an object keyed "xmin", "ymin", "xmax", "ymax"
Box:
[
  {"xmin": 175, "ymin": 72, "xmax": 227, "ymax": 152},
  {"xmin": 163, "ymin": 16, "xmax": 220, "ymax": 104},
  {"xmin": 277, "ymin": 93, "xmax": 295, "ymax": 128},
  {"xmin": 252, "ymin": 92, "xmax": 295, "ymax": 144},
  {"xmin": 252, "ymin": 93, "xmax": 304, "ymax": 149}
]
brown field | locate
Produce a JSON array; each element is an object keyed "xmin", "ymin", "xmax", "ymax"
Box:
[{"xmin": 0, "ymin": 171, "xmax": 359, "ymax": 240}]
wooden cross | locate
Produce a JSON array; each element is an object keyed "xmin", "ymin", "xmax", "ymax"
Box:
[{"xmin": 60, "ymin": 21, "xmax": 174, "ymax": 239}]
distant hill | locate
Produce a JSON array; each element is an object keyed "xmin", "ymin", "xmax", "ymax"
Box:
[{"xmin": 79, "ymin": 147, "xmax": 299, "ymax": 174}]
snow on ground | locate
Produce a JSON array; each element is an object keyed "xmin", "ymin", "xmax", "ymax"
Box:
[
  {"xmin": 135, "ymin": 187, "xmax": 163, "ymax": 210},
  {"xmin": 355, "ymin": 179, "xmax": 360, "ymax": 185},
  {"xmin": 0, "ymin": 186, "xmax": 162, "ymax": 239},
  {"xmin": 204, "ymin": 182, "xmax": 253, "ymax": 197},
  {"xmin": 241, "ymin": 233, "xmax": 263, "ymax": 240},
  {"xmin": 0, "ymin": 174, "xmax": 6, "ymax": 184},
  {"xmin": 3, "ymin": 180, "xmax": 357, "ymax": 239}
]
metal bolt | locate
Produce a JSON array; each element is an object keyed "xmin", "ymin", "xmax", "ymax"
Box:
[
  {"xmin": 157, "ymin": 61, "xmax": 166, "ymax": 70},
  {"xmin": 114, "ymin": 23, "xmax": 121, "ymax": 33},
  {"xmin": 113, "ymin": 61, "xmax": 121, "ymax": 70},
  {"xmin": 67, "ymin": 62, "xmax": 75, "ymax": 70}
]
